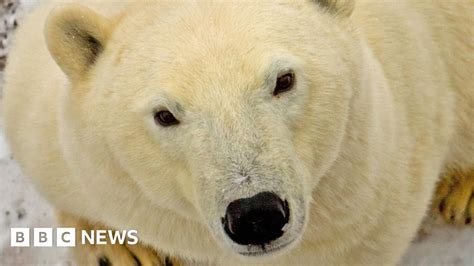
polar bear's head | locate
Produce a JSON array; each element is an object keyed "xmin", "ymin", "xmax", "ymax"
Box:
[{"xmin": 45, "ymin": 0, "xmax": 357, "ymax": 259}]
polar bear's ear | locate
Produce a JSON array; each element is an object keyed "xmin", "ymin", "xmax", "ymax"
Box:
[
  {"xmin": 44, "ymin": 4, "xmax": 112, "ymax": 82},
  {"xmin": 313, "ymin": 0, "xmax": 354, "ymax": 17}
]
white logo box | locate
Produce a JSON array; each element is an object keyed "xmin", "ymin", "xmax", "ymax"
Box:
[{"xmin": 11, "ymin": 228, "xmax": 76, "ymax": 247}]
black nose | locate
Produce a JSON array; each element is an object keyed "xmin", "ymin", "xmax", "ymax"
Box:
[{"xmin": 222, "ymin": 192, "xmax": 289, "ymax": 245}]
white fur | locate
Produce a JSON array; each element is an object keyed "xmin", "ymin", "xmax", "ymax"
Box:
[{"xmin": 3, "ymin": 0, "xmax": 473, "ymax": 265}]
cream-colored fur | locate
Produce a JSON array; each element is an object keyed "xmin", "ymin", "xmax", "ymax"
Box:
[{"xmin": 3, "ymin": 0, "xmax": 473, "ymax": 265}]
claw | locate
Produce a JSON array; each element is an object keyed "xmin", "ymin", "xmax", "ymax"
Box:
[
  {"xmin": 433, "ymin": 168, "xmax": 474, "ymax": 225},
  {"xmin": 98, "ymin": 256, "xmax": 111, "ymax": 266},
  {"xmin": 438, "ymin": 199, "xmax": 445, "ymax": 213}
]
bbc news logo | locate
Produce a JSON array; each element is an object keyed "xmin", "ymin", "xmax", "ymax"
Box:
[{"xmin": 11, "ymin": 228, "xmax": 138, "ymax": 247}]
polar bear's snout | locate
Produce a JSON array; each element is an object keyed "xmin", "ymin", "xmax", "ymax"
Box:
[{"xmin": 222, "ymin": 192, "xmax": 289, "ymax": 246}]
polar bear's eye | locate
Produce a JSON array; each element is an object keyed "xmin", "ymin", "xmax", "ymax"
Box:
[
  {"xmin": 154, "ymin": 110, "xmax": 180, "ymax": 127},
  {"xmin": 273, "ymin": 72, "xmax": 295, "ymax": 96}
]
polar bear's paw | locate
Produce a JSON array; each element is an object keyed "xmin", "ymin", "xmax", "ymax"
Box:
[
  {"xmin": 434, "ymin": 168, "xmax": 474, "ymax": 225},
  {"xmin": 81, "ymin": 241, "xmax": 167, "ymax": 266},
  {"xmin": 57, "ymin": 212, "xmax": 182, "ymax": 266}
]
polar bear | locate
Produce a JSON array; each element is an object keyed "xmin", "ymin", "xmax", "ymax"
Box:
[{"xmin": 3, "ymin": 0, "xmax": 473, "ymax": 265}]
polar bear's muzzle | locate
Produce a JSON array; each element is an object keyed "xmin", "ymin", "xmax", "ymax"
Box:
[{"xmin": 222, "ymin": 191, "xmax": 290, "ymax": 246}]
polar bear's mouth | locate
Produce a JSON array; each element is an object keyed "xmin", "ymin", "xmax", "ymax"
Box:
[{"xmin": 238, "ymin": 241, "xmax": 293, "ymax": 257}]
